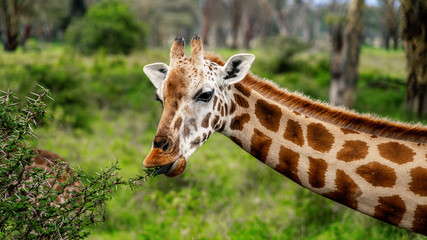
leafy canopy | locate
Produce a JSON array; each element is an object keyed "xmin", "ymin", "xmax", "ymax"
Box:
[{"xmin": 66, "ymin": 0, "xmax": 147, "ymax": 54}]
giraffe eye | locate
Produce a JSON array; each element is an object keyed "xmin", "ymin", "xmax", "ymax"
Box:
[{"xmin": 196, "ymin": 90, "xmax": 214, "ymax": 102}]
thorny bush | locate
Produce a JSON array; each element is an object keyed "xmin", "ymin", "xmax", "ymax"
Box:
[{"xmin": 0, "ymin": 88, "xmax": 156, "ymax": 239}]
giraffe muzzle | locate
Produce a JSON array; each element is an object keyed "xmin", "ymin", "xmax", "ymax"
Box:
[
  {"xmin": 154, "ymin": 156, "xmax": 186, "ymax": 177},
  {"xmin": 143, "ymin": 147, "xmax": 187, "ymax": 177}
]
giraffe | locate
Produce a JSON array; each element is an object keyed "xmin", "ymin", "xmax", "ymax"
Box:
[
  {"xmin": 28, "ymin": 149, "xmax": 82, "ymax": 204},
  {"xmin": 142, "ymin": 36, "xmax": 427, "ymax": 235}
]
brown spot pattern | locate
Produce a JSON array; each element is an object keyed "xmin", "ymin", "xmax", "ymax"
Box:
[
  {"xmin": 378, "ymin": 142, "xmax": 415, "ymax": 164},
  {"xmin": 283, "ymin": 119, "xmax": 304, "ymax": 146},
  {"xmin": 336, "ymin": 140, "xmax": 369, "ymax": 162},
  {"xmin": 412, "ymin": 205, "xmax": 427, "ymax": 235},
  {"xmin": 234, "ymin": 83, "xmax": 251, "ymax": 97},
  {"xmin": 218, "ymin": 121, "xmax": 226, "ymax": 132},
  {"xmin": 250, "ymin": 128, "xmax": 272, "ymax": 163},
  {"xmin": 341, "ymin": 128, "xmax": 359, "ymax": 134},
  {"xmin": 230, "ymin": 114, "xmax": 250, "ymax": 131},
  {"xmin": 206, "ymin": 52, "xmax": 427, "ymax": 144},
  {"xmin": 233, "ymin": 93, "xmax": 249, "ymax": 108},
  {"xmin": 211, "ymin": 115, "xmax": 220, "ymax": 129},
  {"xmin": 230, "ymin": 136, "xmax": 243, "ymax": 148},
  {"xmin": 276, "ymin": 146, "xmax": 301, "ymax": 184},
  {"xmin": 323, "ymin": 170, "xmax": 361, "ymax": 209},
  {"xmin": 306, "ymin": 123, "xmax": 334, "ymax": 153},
  {"xmin": 229, "ymin": 101, "xmax": 236, "ymax": 114},
  {"xmin": 201, "ymin": 113, "xmax": 211, "ymax": 128},
  {"xmin": 189, "ymin": 118, "xmax": 198, "ymax": 131},
  {"xmin": 191, "ymin": 137, "xmax": 201, "ymax": 148},
  {"xmin": 183, "ymin": 124, "xmax": 191, "ymax": 137},
  {"xmin": 356, "ymin": 162, "xmax": 397, "ymax": 187},
  {"xmin": 255, "ymin": 99, "xmax": 282, "ymax": 132},
  {"xmin": 374, "ymin": 195, "xmax": 406, "ymax": 226},
  {"xmin": 212, "ymin": 96, "xmax": 218, "ymax": 110},
  {"xmin": 409, "ymin": 167, "xmax": 427, "ymax": 196},
  {"xmin": 174, "ymin": 117, "xmax": 183, "ymax": 131},
  {"xmin": 308, "ymin": 157, "xmax": 327, "ymax": 188}
]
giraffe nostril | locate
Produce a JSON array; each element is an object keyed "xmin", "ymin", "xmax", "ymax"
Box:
[
  {"xmin": 162, "ymin": 142, "xmax": 170, "ymax": 151},
  {"xmin": 153, "ymin": 136, "xmax": 172, "ymax": 152}
]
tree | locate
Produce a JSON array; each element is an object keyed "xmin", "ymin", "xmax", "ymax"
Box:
[
  {"xmin": 231, "ymin": 0, "xmax": 242, "ymax": 48},
  {"xmin": 262, "ymin": 0, "xmax": 288, "ymax": 37},
  {"xmin": 329, "ymin": 0, "xmax": 365, "ymax": 108},
  {"xmin": 400, "ymin": 0, "xmax": 427, "ymax": 118},
  {"xmin": 200, "ymin": 0, "xmax": 224, "ymax": 46},
  {"xmin": 0, "ymin": 88, "xmax": 156, "ymax": 239},
  {"xmin": 380, "ymin": 0, "xmax": 400, "ymax": 49},
  {"xmin": 61, "ymin": 0, "xmax": 87, "ymax": 31},
  {"xmin": 0, "ymin": 0, "xmax": 31, "ymax": 51},
  {"xmin": 66, "ymin": 0, "xmax": 147, "ymax": 54},
  {"xmin": 130, "ymin": 0, "xmax": 198, "ymax": 47}
]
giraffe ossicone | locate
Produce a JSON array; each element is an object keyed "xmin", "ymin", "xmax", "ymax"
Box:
[
  {"xmin": 143, "ymin": 36, "xmax": 427, "ymax": 235},
  {"xmin": 143, "ymin": 36, "xmax": 255, "ymax": 177}
]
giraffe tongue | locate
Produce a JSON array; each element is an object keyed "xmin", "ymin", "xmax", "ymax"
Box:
[{"xmin": 154, "ymin": 162, "xmax": 175, "ymax": 176}]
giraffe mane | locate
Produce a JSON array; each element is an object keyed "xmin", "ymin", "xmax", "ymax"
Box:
[{"xmin": 205, "ymin": 52, "xmax": 427, "ymax": 144}]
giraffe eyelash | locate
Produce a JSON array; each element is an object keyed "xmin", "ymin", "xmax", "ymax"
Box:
[{"xmin": 195, "ymin": 90, "xmax": 214, "ymax": 102}]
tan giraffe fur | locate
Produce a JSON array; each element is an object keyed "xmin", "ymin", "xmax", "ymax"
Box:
[
  {"xmin": 142, "ymin": 36, "xmax": 427, "ymax": 235},
  {"xmin": 28, "ymin": 149, "xmax": 82, "ymax": 204}
]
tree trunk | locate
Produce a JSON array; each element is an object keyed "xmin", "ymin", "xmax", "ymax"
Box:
[
  {"xmin": 329, "ymin": 0, "xmax": 365, "ymax": 108},
  {"xmin": 20, "ymin": 23, "xmax": 31, "ymax": 47},
  {"xmin": 381, "ymin": 0, "xmax": 400, "ymax": 50},
  {"xmin": 243, "ymin": 9, "xmax": 256, "ymax": 50},
  {"xmin": 401, "ymin": 0, "xmax": 427, "ymax": 118},
  {"xmin": 1, "ymin": 0, "xmax": 20, "ymax": 52},
  {"xmin": 383, "ymin": 33, "xmax": 390, "ymax": 49},
  {"xmin": 215, "ymin": 24, "xmax": 227, "ymax": 47},
  {"xmin": 201, "ymin": 0, "xmax": 215, "ymax": 46},
  {"xmin": 231, "ymin": 0, "xmax": 242, "ymax": 49},
  {"xmin": 392, "ymin": 34, "xmax": 399, "ymax": 49},
  {"xmin": 262, "ymin": 0, "xmax": 288, "ymax": 37}
]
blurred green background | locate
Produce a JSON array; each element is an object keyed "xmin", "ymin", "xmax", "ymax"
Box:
[{"xmin": 1, "ymin": 0, "xmax": 426, "ymax": 239}]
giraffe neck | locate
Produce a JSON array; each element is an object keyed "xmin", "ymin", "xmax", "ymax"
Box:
[{"xmin": 221, "ymin": 81, "xmax": 427, "ymax": 235}]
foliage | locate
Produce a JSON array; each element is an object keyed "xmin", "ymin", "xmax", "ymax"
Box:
[
  {"xmin": 259, "ymin": 37, "xmax": 310, "ymax": 73},
  {"xmin": 0, "ymin": 45, "xmax": 160, "ymax": 129},
  {"xmin": 1, "ymin": 45, "xmax": 426, "ymax": 239},
  {"xmin": 0, "ymin": 88, "xmax": 156, "ymax": 239},
  {"xmin": 65, "ymin": 0, "xmax": 147, "ymax": 55},
  {"xmin": 0, "ymin": 49, "xmax": 92, "ymax": 128}
]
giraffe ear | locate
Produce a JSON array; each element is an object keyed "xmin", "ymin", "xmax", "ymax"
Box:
[
  {"xmin": 222, "ymin": 54, "xmax": 255, "ymax": 85},
  {"xmin": 143, "ymin": 63, "xmax": 169, "ymax": 89}
]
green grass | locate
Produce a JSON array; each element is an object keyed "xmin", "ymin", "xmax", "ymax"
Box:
[{"xmin": 3, "ymin": 43, "xmax": 426, "ymax": 239}]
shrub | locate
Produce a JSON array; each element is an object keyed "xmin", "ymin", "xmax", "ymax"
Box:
[
  {"xmin": 24, "ymin": 50, "xmax": 92, "ymax": 128},
  {"xmin": 65, "ymin": 0, "xmax": 147, "ymax": 55},
  {"xmin": 0, "ymin": 88, "xmax": 155, "ymax": 239},
  {"xmin": 263, "ymin": 37, "xmax": 309, "ymax": 73}
]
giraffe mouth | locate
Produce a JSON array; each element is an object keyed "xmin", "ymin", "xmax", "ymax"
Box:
[
  {"xmin": 153, "ymin": 156, "xmax": 187, "ymax": 177},
  {"xmin": 154, "ymin": 162, "xmax": 175, "ymax": 175}
]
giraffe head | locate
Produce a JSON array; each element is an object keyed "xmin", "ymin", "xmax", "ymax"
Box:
[{"xmin": 143, "ymin": 36, "xmax": 255, "ymax": 177}]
